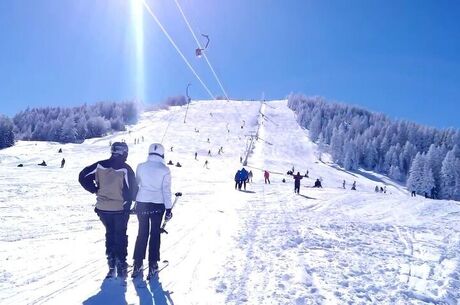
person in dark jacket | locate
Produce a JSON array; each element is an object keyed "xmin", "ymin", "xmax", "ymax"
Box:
[
  {"xmin": 78, "ymin": 142, "xmax": 137, "ymax": 279},
  {"xmin": 248, "ymin": 170, "xmax": 253, "ymax": 183},
  {"xmin": 293, "ymin": 172, "xmax": 303, "ymax": 194},
  {"xmin": 430, "ymin": 187, "xmax": 436, "ymax": 199},
  {"xmin": 234, "ymin": 170, "xmax": 242, "ymax": 190},
  {"xmin": 61, "ymin": 158, "xmax": 66, "ymax": 168},
  {"xmin": 314, "ymin": 179, "xmax": 322, "ymax": 188},
  {"xmin": 240, "ymin": 168, "xmax": 249, "ymax": 190},
  {"xmin": 351, "ymin": 181, "xmax": 356, "ymax": 190}
]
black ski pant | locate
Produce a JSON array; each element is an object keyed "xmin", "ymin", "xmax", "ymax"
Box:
[
  {"xmin": 294, "ymin": 183, "xmax": 300, "ymax": 194},
  {"xmin": 133, "ymin": 202, "xmax": 165, "ymax": 264},
  {"xmin": 97, "ymin": 210, "xmax": 129, "ymax": 267}
]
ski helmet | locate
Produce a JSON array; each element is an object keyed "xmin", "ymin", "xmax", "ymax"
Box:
[
  {"xmin": 149, "ymin": 143, "xmax": 165, "ymax": 158},
  {"xmin": 111, "ymin": 142, "xmax": 128, "ymax": 156}
]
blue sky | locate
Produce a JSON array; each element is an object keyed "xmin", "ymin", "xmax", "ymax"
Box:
[{"xmin": 0, "ymin": 0, "xmax": 459, "ymax": 128}]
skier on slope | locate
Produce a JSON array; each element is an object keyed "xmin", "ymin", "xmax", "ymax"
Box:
[
  {"xmin": 78, "ymin": 142, "xmax": 137, "ymax": 279},
  {"xmin": 293, "ymin": 172, "xmax": 303, "ymax": 194},
  {"xmin": 314, "ymin": 179, "xmax": 322, "ymax": 188},
  {"xmin": 240, "ymin": 167, "xmax": 249, "ymax": 190},
  {"xmin": 132, "ymin": 143, "xmax": 173, "ymax": 279},
  {"xmin": 234, "ymin": 170, "xmax": 242, "ymax": 190},
  {"xmin": 264, "ymin": 170, "xmax": 270, "ymax": 184}
]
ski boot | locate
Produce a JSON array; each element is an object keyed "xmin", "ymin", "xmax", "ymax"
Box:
[
  {"xmin": 105, "ymin": 255, "xmax": 116, "ymax": 278},
  {"xmin": 131, "ymin": 260, "xmax": 143, "ymax": 279},
  {"xmin": 116, "ymin": 259, "xmax": 128, "ymax": 279},
  {"xmin": 146, "ymin": 262, "xmax": 159, "ymax": 280},
  {"xmin": 105, "ymin": 267, "xmax": 116, "ymax": 279}
]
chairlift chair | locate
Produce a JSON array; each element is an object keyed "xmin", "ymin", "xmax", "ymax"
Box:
[{"xmin": 195, "ymin": 34, "xmax": 210, "ymax": 57}]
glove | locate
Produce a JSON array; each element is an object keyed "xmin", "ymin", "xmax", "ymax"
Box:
[
  {"xmin": 165, "ymin": 209, "xmax": 173, "ymax": 221},
  {"xmin": 89, "ymin": 184, "xmax": 99, "ymax": 194},
  {"xmin": 129, "ymin": 204, "xmax": 137, "ymax": 215},
  {"xmin": 123, "ymin": 201, "xmax": 132, "ymax": 214}
]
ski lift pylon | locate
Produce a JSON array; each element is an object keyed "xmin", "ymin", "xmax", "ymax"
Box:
[{"xmin": 184, "ymin": 83, "xmax": 192, "ymax": 123}]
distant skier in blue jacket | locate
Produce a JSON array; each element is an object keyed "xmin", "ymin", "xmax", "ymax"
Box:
[
  {"xmin": 234, "ymin": 170, "xmax": 242, "ymax": 190},
  {"xmin": 240, "ymin": 168, "xmax": 249, "ymax": 191}
]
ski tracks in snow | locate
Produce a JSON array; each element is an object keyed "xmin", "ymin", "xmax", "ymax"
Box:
[
  {"xmin": 395, "ymin": 225, "xmax": 460, "ymax": 304},
  {"xmin": 215, "ymin": 186, "xmax": 460, "ymax": 304}
]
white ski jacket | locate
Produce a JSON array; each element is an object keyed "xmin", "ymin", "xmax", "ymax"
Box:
[{"xmin": 135, "ymin": 155, "xmax": 172, "ymax": 209}]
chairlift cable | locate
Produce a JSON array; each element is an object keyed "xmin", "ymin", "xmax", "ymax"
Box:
[
  {"xmin": 141, "ymin": 0, "xmax": 215, "ymax": 100},
  {"xmin": 172, "ymin": 0, "xmax": 230, "ymax": 102}
]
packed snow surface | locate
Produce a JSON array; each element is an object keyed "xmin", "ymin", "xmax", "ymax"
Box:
[{"xmin": 1, "ymin": 100, "xmax": 459, "ymax": 305}]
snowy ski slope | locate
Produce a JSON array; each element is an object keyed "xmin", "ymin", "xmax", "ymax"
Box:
[{"xmin": 1, "ymin": 100, "xmax": 459, "ymax": 305}]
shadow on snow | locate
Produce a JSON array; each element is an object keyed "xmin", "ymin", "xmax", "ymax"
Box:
[
  {"xmin": 298, "ymin": 194, "xmax": 317, "ymax": 200},
  {"xmin": 239, "ymin": 190, "xmax": 256, "ymax": 194},
  {"xmin": 82, "ymin": 276, "xmax": 173, "ymax": 305}
]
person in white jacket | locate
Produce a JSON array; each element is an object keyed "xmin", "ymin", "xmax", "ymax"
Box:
[{"xmin": 132, "ymin": 143, "xmax": 172, "ymax": 278}]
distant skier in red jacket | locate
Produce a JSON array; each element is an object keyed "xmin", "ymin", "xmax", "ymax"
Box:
[{"xmin": 264, "ymin": 170, "xmax": 270, "ymax": 184}]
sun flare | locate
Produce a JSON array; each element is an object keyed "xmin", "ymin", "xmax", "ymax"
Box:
[{"xmin": 131, "ymin": 0, "xmax": 145, "ymax": 102}]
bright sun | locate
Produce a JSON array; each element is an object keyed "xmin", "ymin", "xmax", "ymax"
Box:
[{"xmin": 131, "ymin": 0, "xmax": 145, "ymax": 102}]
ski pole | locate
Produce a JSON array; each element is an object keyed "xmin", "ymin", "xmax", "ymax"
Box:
[{"xmin": 160, "ymin": 192, "xmax": 182, "ymax": 234}]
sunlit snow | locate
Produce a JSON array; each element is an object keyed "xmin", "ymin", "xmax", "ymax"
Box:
[{"xmin": 1, "ymin": 100, "xmax": 459, "ymax": 305}]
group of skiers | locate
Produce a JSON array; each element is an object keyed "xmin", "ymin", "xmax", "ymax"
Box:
[
  {"xmin": 167, "ymin": 160, "xmax": 182, "ymax": 167},
  {"xmin": 375, "ymin": 185, "xmax": 387, "ymax": 193},
  {"xmin": 109, "ymin": 136, "xmax": 144, "ymax": 147},
  {"xmin": 234, "ymin": 168, "xmax": 253, "ymax": 190},
  {"xmin": 342, "ymin": 180, "xmax": 357, "ymax": 190},
  {"xmin": 79, "ymin": 142, "xmax": 173, "ymax": 280},
  {"xmin": 32, "ymin": 158, "xmax": 65, "ymax": 168},
  {"xmin": 410, "ymin": 187, "xmax": 437, "ymax": 199}
]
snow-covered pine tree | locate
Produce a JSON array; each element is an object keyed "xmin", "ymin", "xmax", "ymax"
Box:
[
  {"xmin": 425, "ymin": 144, "xmax": 444, "ymax": 196},
  {"xmin": 308, "ymin": 110, "xmax": 323, "ymax": 142},
  {"xmin": 440, "ymin": 150, "xmax": 457, "ymax": 199},
  {"xmin": 343, "ymin": 141, "xmax": 358, "ymax": 171},
  {"xmin": 60, "ymin": 117, "xmax": 78, "ymax": 143},
  {"xmin": 406, "ymin": 152, "xmax": 425, "ymax": 194},
  {"xmin": 0, "ymin": 115, "xmax": 15, "ymax": 149},
  {"xmin": 389, "ymin": 165, "xmax": 403, "ymax": 181},
  {"xmin": 422, "ymin": 161, "xmax": 435, "ymax": 196},
  {"xmin": 330, "ymin": 126, "xmax": 344, "ymax": 164},
  {"xmin": 454, "ymin": 158, "xmax": 460, "ymax": 200},
  {"xmin": 400, "ymin": 142, "xmax": 417, "ymax": 175}
]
